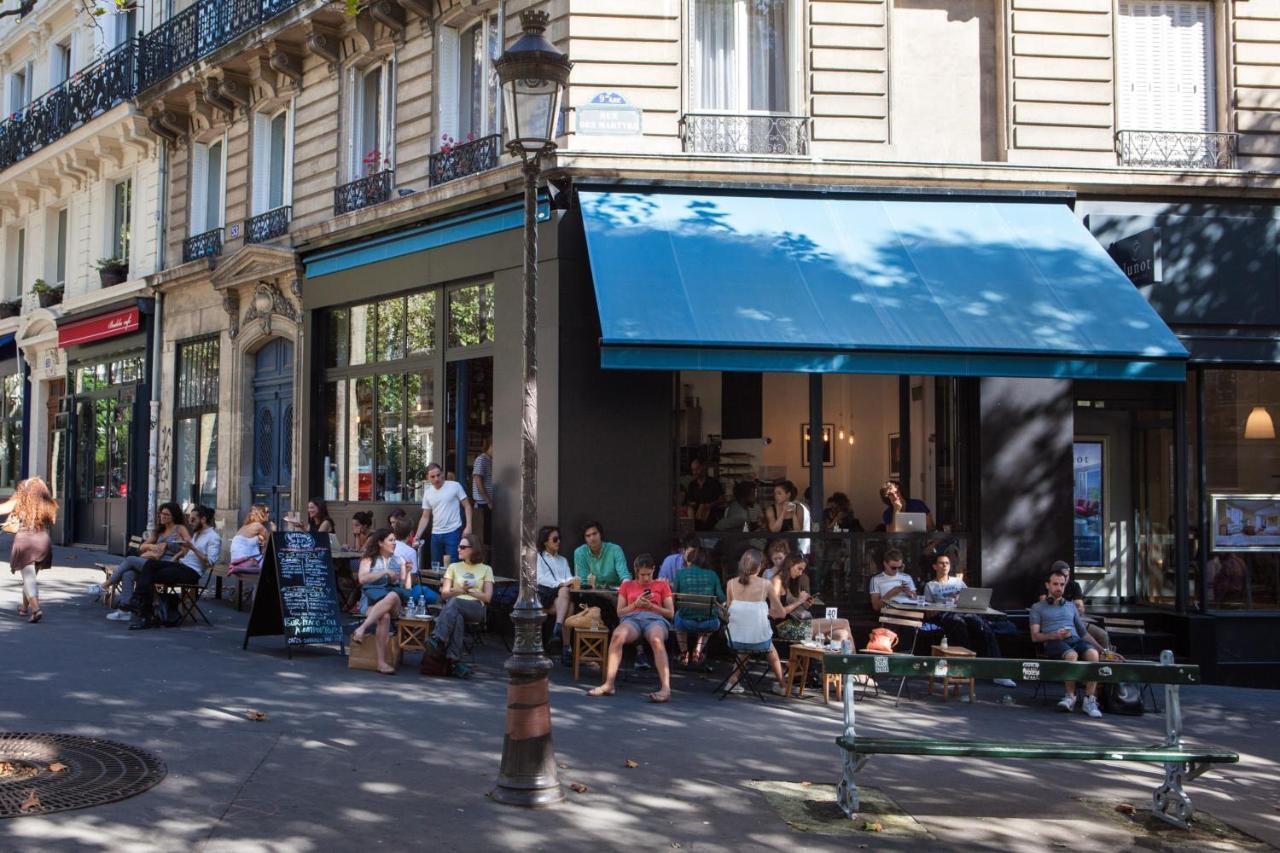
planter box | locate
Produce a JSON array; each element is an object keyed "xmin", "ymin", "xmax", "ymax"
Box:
[
  {"xmin": 0, "ymin": 302, "xmax": 18, "ymax": 319},
  {"xmin": 99, "ymin": 269, "xmax": 128, "ymax": 288},
  {"xmin": 37, "ymin": 290, "xmax": 63, "ymax": 308}
]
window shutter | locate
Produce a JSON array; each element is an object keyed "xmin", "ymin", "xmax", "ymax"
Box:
[
  {"xmin": 437, "ymin": 27, "xmax": 460, "ymax": 149},
  {"xmin": 251, "ymin": 113, "xmax": 271, "ymax": 215},
  {"xmin": 1117, "ymin": 2, "xmax": 1213, "ymax": 133},
  {"xmin": 190, "ymin": 143, "xmax": 209, "ymax": 235},
  {"xmin": 284, "ymin": 102, "xmax": 295, "ymax": 206},
  {"xmin": 383, "ymin": 59, "xmax": 396, "ymax": 168},
  {"xmin": 1172, "ymin": 1, "xmax": 1214, "ymax": 133}
]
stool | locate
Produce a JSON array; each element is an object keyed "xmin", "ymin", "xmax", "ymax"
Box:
[
  {"xmin": 573, "ymin": 628, "xmax": 609, "ymax": 681},
  {"xmin": 785, "ymin": 644, "xmax": 843, "ymax": 703},
  {"xmin": 928, "ymin": 644, "xmax": 976, "ymax": 702},
  {"xmin": 396, "ymin": 616, "xmax": 435, "ymax": 658}
]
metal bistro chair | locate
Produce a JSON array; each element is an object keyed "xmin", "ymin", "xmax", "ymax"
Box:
[
  {"xmin": 713, "ymin": 618, "xmax": 775, "ymax": 702},
  {"xmin": 673, "ymin": 592, "xmax": 721, "ymax": 670}
]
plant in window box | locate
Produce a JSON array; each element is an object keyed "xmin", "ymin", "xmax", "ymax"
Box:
[
  {"xmin": 95, "ymin": 257, "xmax": 128, "ymax": 287},
  {"xmin": 31, "ymin": 278, "xmax": 63, "ymax": 308},
  {"xmin": 362, "ymin": 148, "xmax": 388, "ymax": 177}
]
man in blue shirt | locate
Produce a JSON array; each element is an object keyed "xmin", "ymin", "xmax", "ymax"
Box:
[
  {"xmin": 879, "ymin": 480, "xmax": 933, "ymax": 531},
  {"xmin": 1030, "ymin": 565, "xmax": 1105, "ymax": 717}
]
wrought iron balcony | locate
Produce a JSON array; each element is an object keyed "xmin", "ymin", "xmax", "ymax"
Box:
[
  {"xmin": 183, "ymin": 227, "xmax": 224, "ymax": 262},
  {"xmin": 679, "ymin": 113, "xmax": 810, "ymax": 156},
  {"xmin": 245, "ymin": 206, "xmax": 291, "ymax": 243},
  {"xmin": 137, "ymin": 0, "xmax": 308, "ymax": 92},
  {"xmin": 1115, "ymin": 130, "xmax": 1238, "ymax": 170},
  {"xmin": 428, "ymin": 134, "xmax": 502, "ymax": 187},
  {"xmin": 334, "ymin": 170, "xmax": 393, "ymax": 215},
  {"xmin": 0, "ymin": 40, "xmax": 137, "ymax": 174}
]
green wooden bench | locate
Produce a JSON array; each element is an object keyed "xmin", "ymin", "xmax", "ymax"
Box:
[{"xmin": 824, "ymin": 651, "xmax": 1238, "ymax": 830}]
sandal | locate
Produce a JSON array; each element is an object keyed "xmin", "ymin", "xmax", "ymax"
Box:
[
  {"xmin": 647, "ymin": 691, "xmax": 670, "ymax": 704},
  {"xmin": 28, "ymin": 610, "xmax": 43, "ymax": 624}
]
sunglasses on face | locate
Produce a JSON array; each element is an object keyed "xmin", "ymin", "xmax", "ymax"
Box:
[{"xmin": 548, "ymin": 536, "xmax": 560, "ymax": 542}]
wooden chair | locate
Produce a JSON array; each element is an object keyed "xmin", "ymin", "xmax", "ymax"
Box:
[
  {"xmin": 862, "ymin": 608, "xmax": 925, "ymax": 706},
  {"xmin": 156, "ymin": 570, "xmax": 214, "ymax": 627},
  {"xmin": 94, "ymin": 535, "xmax": 146, "ymax": 609}
]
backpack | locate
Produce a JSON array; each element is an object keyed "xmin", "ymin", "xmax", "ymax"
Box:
[
  {"xmin": 1101, "ymin": 681, "xmax": 1144, "ymax": 716},
  {"xmin": 156, "ymin": 593, "xmax": 183, "ymax": 628},
  {"xmin": 419, "ymin": 642, "xmax": 450, "ymax": 677}
]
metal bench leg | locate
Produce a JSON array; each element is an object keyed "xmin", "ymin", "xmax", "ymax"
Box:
[
  {"xmin": 1151, "ymin": 650, "xmax": 1194, "ymax": 829},
  {"xmin": 837, "ymin": 673, "xmax": 869, "ymax": 819}
]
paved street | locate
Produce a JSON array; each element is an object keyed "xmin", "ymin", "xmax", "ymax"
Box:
[{"xmin": 1, "ymin": 550, "xmax": 1277, "ymax": 852}]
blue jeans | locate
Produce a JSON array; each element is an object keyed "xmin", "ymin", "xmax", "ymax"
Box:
[
  {"xmin": 430, "ymin": 527, "xmax": 463, "ymax": 567},
  {"xmin": 411, "ymin": 585, "xmax": 439, "ymax": 606},
  {"xmin": 673, "ymin": 613, "xmax": 721, "ymax": 634}
]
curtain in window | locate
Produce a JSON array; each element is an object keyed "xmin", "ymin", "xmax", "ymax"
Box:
[
  {"xmin": 747, "ymin": 0, "xmax": 789, "ymax": 113},
  {"xmin": 269, "ymin": 113, "xmax": 287, "ymax": 210},
  {"xmin": 205, "ymin": 142, "xmax": 223, "ymax": 230},
  {"xmin": 694, "ymin": 0, "xmax": 736, "ymax": 111},
  {"xmin": 360, "ymin": 68, "xmax": 383, "ymax": 167}
]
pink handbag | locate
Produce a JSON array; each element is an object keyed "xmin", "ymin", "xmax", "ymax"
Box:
[{"xmin": 866, "ymin": 627, "xmax": 899, "ymax": 653}]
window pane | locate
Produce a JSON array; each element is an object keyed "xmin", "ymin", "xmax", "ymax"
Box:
[
  {"xmin": 76, "ymin": 400, "xmax": 94, "ymax": 499},
  {"xmin": 353, "ymin": 377, "xmax": 374, "ymax": 501},
  {"xmin": 206, "ymin": 141, "xmax": 223, "ymax": 228},
  {"xmin": 747, "ymin": 0, "xmax": 789, "ymax": 112},
  {"xmin": 459, "ymin": 23, "xmax": 480, "ymax": 138},
  {"xmin": 320, "ymin": 379, "xmax": 347, "ymax": 501},
  {"xmin": 448, "ymin": 283, "xmax": 494, "ymax": 348},
  {"xmin": 348, "ymin": 303, "xmax": 378, "ymax": 365},
  {"xmin": 110, "ymin": 399, "xmax": 131, "ymax": 498},
  {"xmin": 376, "ymin": 373, "xmax": 403, "ymax": 501},
  {"xmin": 407, "ymin": 290, "xmax": 437, "ymax": 355},
  {"xmin": 694, "ymin": 0, "xmax": 736, "ymax": 111},
  {"xmin": 93, "ymin": 399, "xmax": 109, "ymax": 497},
  {"xmin": 199, "ymin": 412, "xmax": 218, "ymax": 507},
  {"xmin": 56, "ymin": 208, "xmax": 67, "ymax": 285},
  {"xmin": 361, "ymin": 67, "xmax": 383, "ymax": 166},
  {"xmin": 174, "ymin": 416, "xmax": 198, "ymax": 507},
  {"xmin": 326, "ymin": 308, "xmax": 351, "ymax": 368},
  {"xmin": 377, "ymin": 297, "xmax": 405, "ymax": 362},
  {"xmin": 269, "ymin": 112, "xmax": 287, "ymax": 210},
  {"xmin": 113, "ymin": 179, "xmax": 132, "ymax": 262},
  {"xmin": 177, "ymin": 338, "xmax": 218, "ymax": 411},
  {"xmin": 486, "ymin": 14, "xmax": 500, "ymax": 134},
  {"xmin": 405, "ymin": 368, "xmax": 434, "ymax": 502}
]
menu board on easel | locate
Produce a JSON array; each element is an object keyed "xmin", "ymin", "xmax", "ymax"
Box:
[{"xmin": 243, "ymin": 532, "xmax": 345, "ymax": 657}]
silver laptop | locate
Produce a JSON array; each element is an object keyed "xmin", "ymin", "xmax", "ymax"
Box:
[
  {"xmin": 894, "ymin": 512, "xmax": 927, "ymax": 533},
  {"xmin": 954, "ymin": 588, "xmax": 992, "ymax": 611},
  {"xmin": 328, "ymin": 533, "xmax": 341, "ymax": 553}
]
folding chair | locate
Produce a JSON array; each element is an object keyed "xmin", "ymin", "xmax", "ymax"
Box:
[
  {"xmin": 157, "ymin": 570, "xmax": 214, "ymax": 627},
  {"xmin": 94, "ymin": 535, "xmax": 145, "ymax": 609},
  {"xmin": 713, "ymin": 622, "xmax": 773, "ymax": 702},
  {"xmin": 862, "ymin": 608, "xmax": 924, "ymax": 707}
]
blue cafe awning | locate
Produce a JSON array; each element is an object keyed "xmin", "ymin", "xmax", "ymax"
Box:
[{"xmin": 579, "ymin": 190, "xmax": 1188, "ymax": 381}]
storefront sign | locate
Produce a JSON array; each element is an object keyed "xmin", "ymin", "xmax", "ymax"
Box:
[
  {"xmin": 1073, "ymin": 440, "xmax": 1105, "ymax": 568},
  {"xmin": 57, "ymin": 307, "xmax": 140, "ymax": 348},
  {"xmin": 1107, "ymin": 228, "xmax": 1162, "ymax": 286},
  {"xmin": 576, "ymin": 92, "xmax": 642, "ymax": 136}
]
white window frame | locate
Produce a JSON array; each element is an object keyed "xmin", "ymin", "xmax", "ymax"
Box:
[
  {"xmin": 190, "ymin": 134, "xmax": 227, "ymax": 235},
  {"xmin": 252, "ymin": 103, "xmax": 295, "ymax": 216},
  {"xmin": 7, "ymin": 61, "xmax": 33, "ymax": 115},
  {"xmin": 1116, "ymin": 1, "xmax": 1217, "ymax": 134},
  {"xmin": 46, "ymin": 206, "xmax": 69, "ymax": 287},
  {"xmin": 347, "ymin": 59, "xmax": 395, "ymax": 179},
  {"xmin": 50, "ymin": 35, "xmax": 73, "ymax": 88},
  {"xmin": 15, "ymin": 227, "xmax": 25, "ymax": 294},
  {"xmin": 687, "ymin": 0, "xmax": 803, "ymax": 116},
  {"xmin": 436, "ymin": 13, "xmax": 502, "ymax": 151},
  {"xmin": 109, "ymin": 177, "xmax": 133, "ymax": 268}
]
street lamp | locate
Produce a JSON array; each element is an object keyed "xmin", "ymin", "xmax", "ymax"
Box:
[{"xmin": 491, "ymin": 9, "xmax": 571, "ymax": 809}]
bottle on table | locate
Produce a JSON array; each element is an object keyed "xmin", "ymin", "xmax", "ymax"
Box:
[{"xmin": 587, "ymin": 573, "xmax": 596, "ymax": 590}]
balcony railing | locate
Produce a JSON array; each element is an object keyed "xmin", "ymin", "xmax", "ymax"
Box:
[
  {"xmin": 245, "ymin": 206, "xmax": 291, "ymax": 243},
  {"xmin": 0, "ymin": 40, "xmax": 137, "ymax": 174},
  {"xmin": 1115, "ymin": 129, "xmax": 1238, "ymax": 170},
  {"xmin": 334, "ymin": 170, "xmax": 393, "ymax": 215},
  {"xmin": 137, "ymin": 0, "xmax": 308, "ymax": 92},
  {"xmin": 183, "ymin": 227, "xmax": 224, "ymax": 262},
  {"xmin": 428, "ymin": 134, "xmax": 502, "ymax": 187},
  {"xmin": 679, "ymin": 113, "xmax": 810, "ymax": 156}
]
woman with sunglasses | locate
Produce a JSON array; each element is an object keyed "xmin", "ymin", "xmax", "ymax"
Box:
[
  {"xmin": 536, "ymin": 525, "xmax": 576, "ymax": 655},
  {"xmin": 424, "ymin": 534, "xmax": 493, "ymax": 678}
]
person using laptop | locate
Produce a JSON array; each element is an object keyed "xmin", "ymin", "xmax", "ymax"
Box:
[
  {"xmin": 868, "ymin": 548, "xmax": 921, "ymax": 612},
  {"xmin": 880, "ymin": 481, "xmax": 934, "ymax": 532},
  {"xmin": 924, "ymin": 553, "xmax": 1016, "ymax": 688}
]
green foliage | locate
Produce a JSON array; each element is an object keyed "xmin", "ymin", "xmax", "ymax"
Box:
[
  {"xmin": 95, "ymin": 257, "xmax": 128, "ymax": 272},
  {"xmin": 344, "ymin": 0, "xmax": 358, "ymax": 16}
]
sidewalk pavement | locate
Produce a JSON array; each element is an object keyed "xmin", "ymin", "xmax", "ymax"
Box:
[{"xmin": 1, "ymin": 547, "xmax": 1276, "ymax": 852}]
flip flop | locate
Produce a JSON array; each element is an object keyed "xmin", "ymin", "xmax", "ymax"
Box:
[
  {"xmin": 586, "ymin": 686, "xmax": 615, "ymax": 697},
  {"xmin": 377, "ymin": 666, "xmax": 396, "ymax": 675},
  {"xmin": 351, "ymin": 629, "xmax": 367, "ymax": 645},
  {"xmin": 647, "ymin": 692, "xmax": 670, "ymax": 704},
  {"xmin": 27, "ymin": 610, "xmax": 43, "ymax": 624}
]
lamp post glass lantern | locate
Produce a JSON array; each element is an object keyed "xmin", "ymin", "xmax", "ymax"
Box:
[{"xmin": 491, "ymin": 9, "xmax": 571, "ymax": 809}]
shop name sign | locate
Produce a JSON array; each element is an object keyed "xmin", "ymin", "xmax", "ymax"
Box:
[
  {"xmin": 576, "ymin": 92, "xmax": 642, "ymax": 136},
  {"xmin": 1073, "ymin": 448, "xmax": 1101, "ymax": 471},
  {"xmin": 1107, "ymin": 227, "xmax": 1162, "ymax": 286}
]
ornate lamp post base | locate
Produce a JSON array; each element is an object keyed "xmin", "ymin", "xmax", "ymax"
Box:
[{"xmin": 491, "ymin": 604, "xmax": 563, "ymax": 807}]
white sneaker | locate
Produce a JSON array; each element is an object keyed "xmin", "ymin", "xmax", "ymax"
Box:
[
  {"xmin": 993, "ymin": 678, "xmax": 1017, "ymax": 688},
  {"xmin": 1057, "ymin": 694, "xmax": 1077, "ymax": 713},
  {"xmin": 1082, "ymin": 696, "xmax": 1103, "ymax": 718},
  {"xmin": 771, "ymin": 683, "xmax": 791, "ymax": 697},
  {"xmin": 726, "ymin": 682, "xmax": 745, "ymax": 695},
  {"xmin": 106, "ymin": 609, "xmax": 131, "ymax": 621}
]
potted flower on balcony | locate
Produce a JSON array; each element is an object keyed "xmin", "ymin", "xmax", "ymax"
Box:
[
  {"xmin": 95, "ymin": 257, "xmax": 129, "ymax": 287},
  {"xmin": 362, "ymin": 148, "xmax": 388, "ymax": 177},
  {"xmin": 31, "ymin": 278, "xmax": 63, "ymax": 308}
]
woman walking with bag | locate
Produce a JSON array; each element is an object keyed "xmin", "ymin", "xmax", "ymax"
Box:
[{"xmin": 1, "ymin": 478, "xmax": 57, "ymax": 623}]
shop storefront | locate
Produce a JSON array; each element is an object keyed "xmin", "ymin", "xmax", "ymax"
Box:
[
  {"xmin": 53, "ymin": 302, "xmax": 154, "ymax": 553},
  {"xmin": 0, "ymin": 334, "xmax": 25, "ymax": 495}
]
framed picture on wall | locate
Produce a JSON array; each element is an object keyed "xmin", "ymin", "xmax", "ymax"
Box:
[
  {"xmin": 1210, "ymin": 494, "xmax": 1280, "ymax": 552},
  {"xmin": 888, "ymin": 433, "xmax": 901, "ymax": 480},
  {"xmin": 1073, "ymin": 439, "xmax": 1106, "ymax": 569},
  {"xmin": 801, "ymin": 424, "xmax": 835, "ymax": 468}
]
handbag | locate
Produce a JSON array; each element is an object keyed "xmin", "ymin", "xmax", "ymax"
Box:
[
  {"xmin": 563, "ymin": 604, "xmax": 603, "ymax": 631},
  {"xmin": 1, "ymin": 515, "xmax": 20, "ymax": 534},
  {"xmin": 866, "ymin": 627, "xmax": 899, "ymax": 653}
]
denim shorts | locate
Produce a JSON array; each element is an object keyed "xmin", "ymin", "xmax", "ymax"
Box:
[
  {"xmin": 1045, "ymin": 637, "xmax": 1093, "ymax": 659},
  {"xmin": 622, "ymin": 611, "xmax": 670, "ymax": 638},
  {"xmin": 730, "ymin": 639, "xmax": 774, "ymax": 653},
  {"xmin": 673, "ymin": 613, "xmax": 721, "ymax": 634}
]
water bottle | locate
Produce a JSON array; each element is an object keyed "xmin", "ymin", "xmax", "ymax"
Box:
[
  {"xmin": 940, "ymin": 636, "xmax": 949, "ymax": 650},
  {"xmin": 841, "ymin": 638, "xmax": 852, "ymax": 654}
]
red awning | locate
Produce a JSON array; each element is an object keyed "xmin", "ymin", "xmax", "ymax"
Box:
[{"xmin": 58, "ymin": 306, "xmax": 141, "ymax": 349}]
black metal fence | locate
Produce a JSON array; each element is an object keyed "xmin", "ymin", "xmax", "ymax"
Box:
[
  {"xmin": 182, "ymin": 227, "xmax": 224, "ymax": 262},
  {"xmin": 334, "ymin": 170, "xmax": 393, "ymax": 215},
  {"xmin": 428, "ymin": 134, "xmax": 502, "ymax": 187},
  {"xmin": 0, "ymin": 41, "xmax": 137, "ymax": 173},
  {"xmin": 245, "ymin": 206, "xmax": 291, "ymax": 243}
]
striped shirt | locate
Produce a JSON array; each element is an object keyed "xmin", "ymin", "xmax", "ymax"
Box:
[{"xmin": 471, "ymin": 452, "xmax": 493, "ymax": 505}]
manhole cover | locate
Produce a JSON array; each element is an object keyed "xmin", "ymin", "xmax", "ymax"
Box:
[{"xmin": 0, "ymin": 733, "xmax": 166, "ymax": 819}]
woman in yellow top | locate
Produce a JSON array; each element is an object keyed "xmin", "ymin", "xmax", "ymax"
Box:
[{"xmin": 425, "ymin": 533, "xmax": 492, "ymax": 678}]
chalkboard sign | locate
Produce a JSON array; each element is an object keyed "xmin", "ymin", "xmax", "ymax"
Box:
[{"xmin": 243, "ymin": 532, "xmax": 345, "ymax": 657}]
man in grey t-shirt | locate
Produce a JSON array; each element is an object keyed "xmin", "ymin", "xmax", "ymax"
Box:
[{"xmin": 1030, "ymin": 566, "xmax": 1104, "ymax": 717}]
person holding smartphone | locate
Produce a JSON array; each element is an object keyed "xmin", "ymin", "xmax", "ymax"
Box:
[{"xmin": 588, "ymin": 554, "xmax": 675, "ymax": 702}]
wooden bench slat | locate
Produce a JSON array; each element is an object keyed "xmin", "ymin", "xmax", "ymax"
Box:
[
  {"xmin": 824, "ymin": 653, "xmax": 1201, "ymax": 684},
  {"xmin": 837, "ymin": 736, "xmax": 1238, "ymax": 764}
]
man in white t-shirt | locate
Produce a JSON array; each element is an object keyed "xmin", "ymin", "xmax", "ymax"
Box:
[
  {"xmin": 413, "ymin": 462, "xmax": 472, "ymax": 568},
  {"xmin": 868, "ymin": 548, "xmax": 921, "ymax": 612}
]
